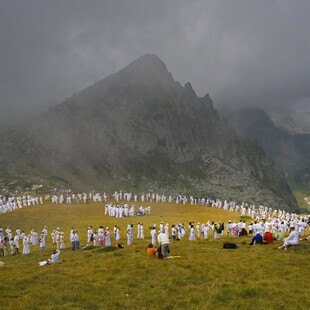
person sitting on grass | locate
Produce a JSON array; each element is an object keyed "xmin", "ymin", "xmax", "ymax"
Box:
[
  {"xmin": 156, "ymin": 245, "xmax": 163, "ymax": 259},
  {"xmin": 146, "ymin": 243, "xmax": 156, "ymax": 258},
  {"xmin": 38, "ymin": 249, "xmax": 62, "ymax": 266},
  {"xmin": 50, "ymin": 249, "xmax": 61, "ymax": 264},
  {"xmin": 278, "ymin": 227, "xmax": 299, "ymax": 250},
  {"xmin": 249, "ymin": 232, "xmax": 263, "ymax": 246},
  {"xmin": 263, "ymin": 231, "xmax": 274, "ymax": 244}
]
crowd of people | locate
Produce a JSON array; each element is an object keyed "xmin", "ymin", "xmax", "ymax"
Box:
[
  {"xmin": 1, "ymin": 190, "xmax": 309, "ymax": 260},
  {"xmin": 104, "ymin": 203, "xmax": 151, "ymax": 217},
  {"xmin": 1, "ymin": 190, "xmax": 308, "ymax": 225},
  {"xmin": 0, "ymin": 225, "xmax": 48, "ymax": 256}
]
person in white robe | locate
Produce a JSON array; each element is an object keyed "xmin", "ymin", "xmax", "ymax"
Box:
[
  {"xmin": 127, "ymin": 225, "xmax": 133, "ymax": 245},
  {"xmin": 115, "ymin": 227, "xmax": 120, "ymax": 241},
  {"xmin": 50, "ymin": 250, "xmax": 60, "ymax": 263},
  {"xmin": 151, "ymin": 227, "xmax": 157, "ymax": 246},
  {"xmin": 9, "ymin": 238, "xmax": 16, "ymax": 255},
  {"xmin": 105, "ymin": 228, "xmax": 111, "ymax": 246},
  {"xmin": 137, "ymin": 223, "xmax": 141, "ymax": 239},
  {"xmin": 93, "ymin": 231, "xmax": 98, "ymax": 246},
  {"xmin": 39, "ymin": 233, "xmax": 46, "ymax": 250},
  {"xmin": 140, "ymin": 224, "xmax": 144, "ymax": 239},
  {"xmin": 189, "ymin": 225, "xmax": 195, "ymax": 240},
  {"xmin": 60, "ymin": 233, "xmax": 65, "ymax": 249},
  {"xmin": 87, "ymin": 226, "xmax": 93, "ymax": 243},
  {"xmin": 22, "ymin": 236, "xmax": 30, "ymax": 254},
  {"xmin": 14, "ymin": 235, "xmax": 20, "ymax": 254},
  {"xmin": 278, "ymin": 227, "xmax": 300, "ymax": 250}
]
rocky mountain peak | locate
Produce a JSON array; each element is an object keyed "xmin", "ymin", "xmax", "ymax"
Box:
[
  {"xmin": 0, "ymin": 55, "xmax": 298, "ymax": 210},
  {"xmin": 116, "ymin": 53, "xmax": 174, "ymax": 83}
]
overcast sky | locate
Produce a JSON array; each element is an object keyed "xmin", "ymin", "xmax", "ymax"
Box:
[{"xmin": 1, "ymin": 0, "xmax": 310, "ymax": 127}]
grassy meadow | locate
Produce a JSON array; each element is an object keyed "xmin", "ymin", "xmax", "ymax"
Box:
[{"xmin": 0, "ymin": 200, "xmax": 309, "ymax": 310}]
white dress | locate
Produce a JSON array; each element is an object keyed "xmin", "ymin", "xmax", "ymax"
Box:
[
  {"xmin": 284, "ymin": 231, "xmax": 299, "ymax": 246},
  {"xmin": 23, "ymin": 237, "xmax": 30, "ymax": 254},
  {"xmin": 105, "ymin": 231, "xmax": 111, "ymax": 246},
  {"xmin": 189, "ymin": 227, "xmax": 195, "ymax": 240}
]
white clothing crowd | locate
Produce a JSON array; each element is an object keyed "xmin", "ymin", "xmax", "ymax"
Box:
[
  {"xmin": 1, "ymin": 189, "xmax": 309, "ymax": 258},
  {"xmin": 0, "ymin": 225, "xmax": 64, "ymax": 257},
  {"xmin": 1, "ymin": 190, "xmax": 307, "ymax": 225}
]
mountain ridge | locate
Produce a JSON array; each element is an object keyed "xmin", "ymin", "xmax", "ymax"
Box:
[
  {"xmin": 221, "ymin": 106, "xmax": 310, "ymax": 209},
  {"xmin": 0, "ymin": 54, "xmax": 298, "ymax": 210}
]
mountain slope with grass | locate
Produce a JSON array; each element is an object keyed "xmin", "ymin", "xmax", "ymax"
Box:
[{"xmin": 0, "ymin": 54, "xmax": 297, "ymax": 209}]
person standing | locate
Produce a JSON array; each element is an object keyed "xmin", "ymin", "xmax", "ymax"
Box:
[
  {"xmin": 87, "ymin": 226, "xmax": 93, "ymax": 244},
  {"xmin": 93, "ymin": 231, "xmax": 98, "ymax": 246},
  {"xmin": 74, "ymin": 231, "xmax": 80, "ymax": 249},
  {"xmin": 105, "ymin": 227, "xmax": 111, "ymax": 246},
  {"xmin": 9, "ymin": 238, "xmax": 16, "ymax": 256},
  {"xmin": 171, "ymin": 225, "xmax": 176, "ymax": 241},
  {"xmin": 157, "ymin": 231, "xmax": 170, "ymax": 258},
  {"xmin": 140, "ymin": 223, "xmax": 144, "ymax": 239},
  {"xmin": 60, "ymin": 232, "xmax": 65, "ymax": 249},
  {"xmin": 127, "ymin": 225, "xmax": 134, "ymax": 245},
  {"xmin": 226, "ymin": 220, "xmax": 232, "ymax": 237},
  {"xmin": 14, "ymin": 234, "xmax": 20, "ymax": 254},
  {"xmin": 70, "ymin": 230, "xmax": 77, "ymax": 250},
  {"xmin": 137, "ymin": 223, "xmax": 141, "ymax": 239},
  {"xmin": 39, "ymin": 233, "xmax": 46, "ymax": 250},
  {"xmin": 189, "ymin": 225, "xmax": 195, "ymax": 241},
  {"xmin": 115, "ymin": 226, "xmax": 120, "ymax": 241},
  {"xmin": 151, "ymin": 226, "xmax": 157, "ymax": 246},
  {"xmin": 22, "ymin": 235, "xmax": 30, "ymax": 254}
]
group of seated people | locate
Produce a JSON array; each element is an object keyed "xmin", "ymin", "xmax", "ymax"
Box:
[
  {"xmin": 249, "ymin": 226, "xmax": 300, "ymax": 249},
  {"xmin": 146, "ymin": 243, "xmax": 168, "ymax": 259},
  {"xmin": 249, "ymin": 231, "xmax": 274, "ymax": 245}
]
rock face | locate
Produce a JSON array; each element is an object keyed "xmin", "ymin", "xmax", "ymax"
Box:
[
  {"xmin": 267, "ymin": 102, "xmax": 310, "ymax": 135},
  {"xmin": 223, "ymin": 107, "xmax": 310, "ymax": 192},
  {"xmin": 0, "ymin": 54, "xmax": 298, "ymax": 209}
]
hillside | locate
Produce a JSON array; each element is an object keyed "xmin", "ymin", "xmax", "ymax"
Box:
[
  {"xmin": 0, "ymin": 54, "xmax": 297, "ymax": 209},
  {"xmin": 222, "ymin": 107, "xmax": 310, "ymax": 209},
  {"xmin": 0, "ymin": 200, "xmax": 309, "ymax": 309}
]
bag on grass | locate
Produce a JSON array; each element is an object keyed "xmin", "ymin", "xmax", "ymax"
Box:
[{"xmin": 223, "ymin": 242, "xmax": 237, "ymax": 249}]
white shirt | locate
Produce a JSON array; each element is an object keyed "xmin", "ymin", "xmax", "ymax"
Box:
[{"xmin": 157, "ymin": 232, "xmax": 169, "ymax": 245}]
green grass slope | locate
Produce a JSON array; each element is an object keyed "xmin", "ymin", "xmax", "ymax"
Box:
[{"xmin": 0, "ymin": 201, "xmax": 309, "ymax": 309}]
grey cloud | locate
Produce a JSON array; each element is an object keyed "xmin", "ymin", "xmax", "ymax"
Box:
[{"xmin": 1, "ymin": 0, "xmax": 310, "ymax": 129}]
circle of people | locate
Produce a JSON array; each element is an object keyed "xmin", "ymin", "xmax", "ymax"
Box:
[{"xmin": 1, "ymin": 190, "xmax": 309, "ymax": 259}]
